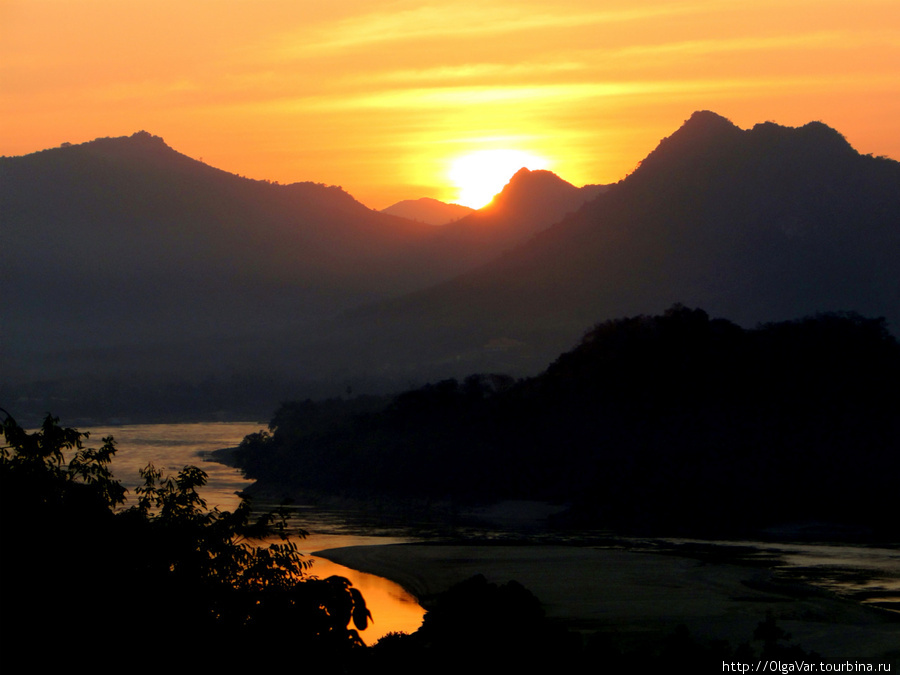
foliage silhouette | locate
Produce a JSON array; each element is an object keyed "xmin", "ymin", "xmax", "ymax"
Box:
[
  {"xmin": 368, "ymin": 574, "xmax": 582, "ymax": 674},
  {"xmin": 0, "ymin": 412, "xmax": 867, "ymax": 667},
  {"xmin": 0, "ymin": 411, "xmax": 370, "ymax": 664},
  {"xmin": 233, "ymin": 307, "xmax": 900, "ymax": 536}
]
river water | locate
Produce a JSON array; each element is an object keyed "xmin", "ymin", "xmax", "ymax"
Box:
[
  {"xmin": 76, "ymin": 422, "xmax": 900, "ymax": 642},
  {"xmin": 73, "ymin": 421, "xmax": 427, "ymax": 644}
]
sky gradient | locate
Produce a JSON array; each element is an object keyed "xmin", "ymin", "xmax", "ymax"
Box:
[{"xmin": 2, "ymin": 0, "xmax": 898, "ymax": 208}]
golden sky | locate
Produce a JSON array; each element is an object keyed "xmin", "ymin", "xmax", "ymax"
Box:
[{"xmin": 2, "ymin": 0, "xmax": 898, "ymax": 208}]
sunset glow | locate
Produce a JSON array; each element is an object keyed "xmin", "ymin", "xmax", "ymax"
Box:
[
  {"xmin": 1, "ymin": 0, "xmax": 898, "ymax": 208},
  {"xmin": 449, "ymin": 150, "xmax": 550, "ymax": 208}
]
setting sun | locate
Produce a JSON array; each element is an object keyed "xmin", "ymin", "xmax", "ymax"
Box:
[
  {"xmin": 449, "ymin": 149, "xmax": 550, "ymax": 208},
  {"xmin": 3, "ymin": 0, "xmax": 900, "ymax": 662},
  {"xmin": 0, "ymin": 0, "xmax": 898, "ymax": 207}
]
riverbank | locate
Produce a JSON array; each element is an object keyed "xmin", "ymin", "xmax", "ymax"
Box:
[{"xmin": 315, "ymin": 543, "xmax": 900, "ymax": 663}]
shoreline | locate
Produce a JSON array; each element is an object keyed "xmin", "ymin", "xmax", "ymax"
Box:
[{"xmin": 315, "ymin": 542, "xmax": 900, "ymax": 662}]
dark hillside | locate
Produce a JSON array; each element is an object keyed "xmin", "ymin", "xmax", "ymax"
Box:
[
  {"xmin": 5, "ymin": 112, "xmax": 898, "ymax": 421},
  {"xmin": 3, "ymin": 134, "xmax": 611, "ymax": 420},
  {"xmin": 235, "ymin": 307, "xmax": 900, "ymax": 536},
  {"xmin": 312, "ymin": 112, "xmax": 900, "ymax": 381},
  {"xmin": 2, "ymin": 132, "xmax": 435, "ymax": 356},
  {"xmin": 380, "ymin": 197, "xmax": 474, "ymax": 225},
  {"xmin": 398, "ymin": 169, "xmax": 609, "ymax": 278}
]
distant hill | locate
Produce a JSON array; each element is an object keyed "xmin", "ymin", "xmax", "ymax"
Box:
[
  {"xmin": 308, "ymin": 111, "xmax": 900, "ymax": 381},
  {"xmin": 235, "ymin": 306, "xmax": 900, "ymax": 536},
  {"xmin": 1, "ymin": 132, "xmax": 438, "ymax": 359},
  {"xmin": 1, "ymin": 133, "xmax": 606, "ymax": 420},
  {"xmin": 6, "ymin": 113, "xmax": 898, "ymax": 421},
  {"xmin": 484, "ymin": 168, "xmax": 608, "ymax": 232},
  {"xmin": 381, "ymin": 197, "xmax": 474, "ymax": 225},
  {"xmin": 401, "ymin": 169, "xmax": 610, "ymax": 279}
]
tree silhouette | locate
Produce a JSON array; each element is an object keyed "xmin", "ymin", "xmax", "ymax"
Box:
[
  {"xmin": 231, "ymin": 308, "xmax": 900, "ymax": 535},
  {"xmin": 0, "ymin": 410, "xmax": 370, "ymax": 664}
]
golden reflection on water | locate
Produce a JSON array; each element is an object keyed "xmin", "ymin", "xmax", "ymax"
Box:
[
  {"xmin": 293, "ymin": 533, "xmax": 427, "ymax": 644},
  {"xmin": 306, "ymin": 556, "xmax": 425, "ymax": 644},
  {"xmin": 73, "ymin": 421, "xmax": 263, "ymax": 511},
  {"xmin": 71, "ymin": 423, "xmax": 426, "ymax": 641}
]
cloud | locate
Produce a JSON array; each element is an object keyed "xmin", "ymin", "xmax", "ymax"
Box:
[
  {"xmin": 608, "ymin": 30, "xmax": 896, "ymax": 59},
  {"xmin": 281, "ymin": 79, "xmax": 795, "ymax": 112},
  {"xmin": 355, "ymin": 61, "xmax": 587, "ymax": 86},
  {"xmin": 273, "ymin": 1, "xmax": 714, "ymax": 56}
]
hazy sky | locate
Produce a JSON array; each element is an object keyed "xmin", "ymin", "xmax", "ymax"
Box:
[{"xmin": 2, "ymin": 0, "xmax": 898, "ymax": 208}]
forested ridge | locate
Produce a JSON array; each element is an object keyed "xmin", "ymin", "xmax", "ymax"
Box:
[
  {"xmin": 7, "ymin": 113, "xmax": 899, "ymax": 424},
  {"xmin": 235, "ymin": 306, "xmax": 900, "ymax": 536}
]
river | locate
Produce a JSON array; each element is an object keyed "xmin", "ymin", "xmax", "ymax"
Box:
[
  {"xmin": 76, "ymin": 421, "xmax": 899, "ymax": 644},
  {"xmin": 74, "ymin": 421, "xmax": 427, "ymax": 644}
]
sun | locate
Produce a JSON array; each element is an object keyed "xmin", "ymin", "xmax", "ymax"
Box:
[{"xmin": 449, "ymin": 149, "xmax": 550, "ymax": 209}]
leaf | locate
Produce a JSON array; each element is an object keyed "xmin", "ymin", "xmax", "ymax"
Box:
[{"xmin": 350, "ymin": 588, "xmax": 372, "ymax": 630}]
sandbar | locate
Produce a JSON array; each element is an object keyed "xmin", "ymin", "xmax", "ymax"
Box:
[{"xmin": 315, "ymin": 543, "xmax": 900, "ymax": 662}]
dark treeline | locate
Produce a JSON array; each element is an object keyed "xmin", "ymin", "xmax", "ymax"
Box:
[
  {"xmin": 0, "ymin": 413, "xmax": 378, "ymax": 669},
  {"xmin": 8, "ymin": 113, "xmax": 899, "ymax": 425},
  {"xmin": 1, "ymin": 412, "xmax": 830, "ymax": 670},
  {"xmin": 235, "ymin": 306, "xmax": 900, "ymax": 536}
]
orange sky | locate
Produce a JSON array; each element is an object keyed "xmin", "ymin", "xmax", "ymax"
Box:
[{"xmin": 2, "ymin": 0, "xmax": 898, "ymax": 209}]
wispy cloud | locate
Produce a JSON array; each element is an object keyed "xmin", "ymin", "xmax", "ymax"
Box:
[
  {"xmin": 354, "ymin": 61, "xmax": 588, "ymax": 86},
  {"xmin": 274, "ymin": 2, "xmax": 716, "ymax": 56},
  {"xmin": 608, "ymin": 30, "xmax": 897, "ymax": 59},
  {"xmin": 258, "ymin": 71, "xmax": 900, "ymax": 116}
]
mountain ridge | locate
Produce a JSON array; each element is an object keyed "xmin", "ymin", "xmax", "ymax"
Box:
[
  {"xmin": 1, "ymin": 131, "xmax": 439, "ymax": 361},
  {"xmin": 398, "ymin": 168, "xmax": 610, "ymax": 279},
  {"xmin": 5, "ymin": 130, "xmax": 376, "ymax": 216},
  {"xmin": 234, "ymin": 306, "xmax": 900, "ymax": 535},
  {"xmin": 2, "ymin": 129, "xmax": 601, "ymax": 412},
  {"xmin": 303, "ymin": 112, "xmax": 900, "ymax": 382},
  {"xmin": 4, "ymin": 112, "xmax": 898, "ymax": 420},
  {"xmin": 380, "ymin": 197, "xmax": 474, "ymax": 225}
]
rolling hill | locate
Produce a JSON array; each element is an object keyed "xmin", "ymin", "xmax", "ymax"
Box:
[{"xmin": 380, "ymin": 198, "xmax": 474, "ymax": 225}]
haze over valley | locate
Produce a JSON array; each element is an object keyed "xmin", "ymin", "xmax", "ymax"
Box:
[
  {"xmin": 3, "ymin": 112, "xmax": 898, "ymax": 423},
  {"xmin": 5, "ymin": 2, "xmax": 900, "ymax": 666}
]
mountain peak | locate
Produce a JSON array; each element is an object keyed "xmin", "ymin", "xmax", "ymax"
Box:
[
  {"xmin": 79, "ymin": 130, "xmax": 174, "ymax": 154},
  {"xmin": 506, "ymin": 167, "xmax": 568, "ymax": 185},
  {"xmin": 653, "ymin": 111, "xmax": 741, "ymax": 154},
  {"xmin": 129, "ymin": 130, "xmax": 168, "ymax": 144},
  {"xmin": 120, "ymin": 130, "xmax": 176, "ymax": 154},
  {"xmin": 381, "ymin": 197, "xmax": 474, "ymax": 224},
  {"xmin": 628, "ymin": 111, "xmax": 865, "ymax": 186},
  {"xmin": 681, "ymin": 110, "xmax": 740, "ymax": 134},
  {"xmin": 479, "ymin": 169, "xmax": 577, "ymax": 216},
  {"xmin": 749, "ymin": 119, "xmax": 856, "ymax": 157},
  {"xmin": 626, "ymin": 111, "xmax": 744, "ymax": 179},
  {"xmin": 509, "ymin": 166, "xmax": 536, "ymax": 180},
  {"xmin": 490, "ymin": 168, "xmax": 576, "ymax": 208}
]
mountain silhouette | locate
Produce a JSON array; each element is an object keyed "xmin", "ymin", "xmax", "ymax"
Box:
[
  {"xmin": 488, "ymin": 168, "xmax": 607, "ymax": 225},
  {"xmin": 307, "ymin": 111, "xmax": 900, "ymax": 381},
  {"xmin": 234, "ymin": 306, "xmax": 900, "ymax": 535},
  {"xmin": 404, "ymin": 169, "xmax": 609, "ymax": 277},
  {"xmin": 1, "ymin": 132, "xmax": 446, "ymax": 387},
  {"xmin": 2, "ymin": 133, "xmax": 608, "ymax": 417},
  {"xmin": 380, "ymin": 197, "xmax": 474, "ymax": 225},
  {"xmin": 5, "ymin": 113, "xmax": 898, "ymax": 420}
]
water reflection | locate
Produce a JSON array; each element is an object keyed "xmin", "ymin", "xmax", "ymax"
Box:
[
  {"xmin": 73, "ymin": 422, "xmax": 899, "ymax": 630},
  {"xmin": 72, "ymin": 422, "xmax": 427, "ymax": 642},
  {"xmin": 638, "ymin": 537, "xmax": 900, "ymax": 613},
  {"xmin": 290, "ymin": 532, "xmax": 426, "ymax": 643},
  {"xmin": 76, "ymin": 421, "xmax": 262, "ymax": 511}
]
